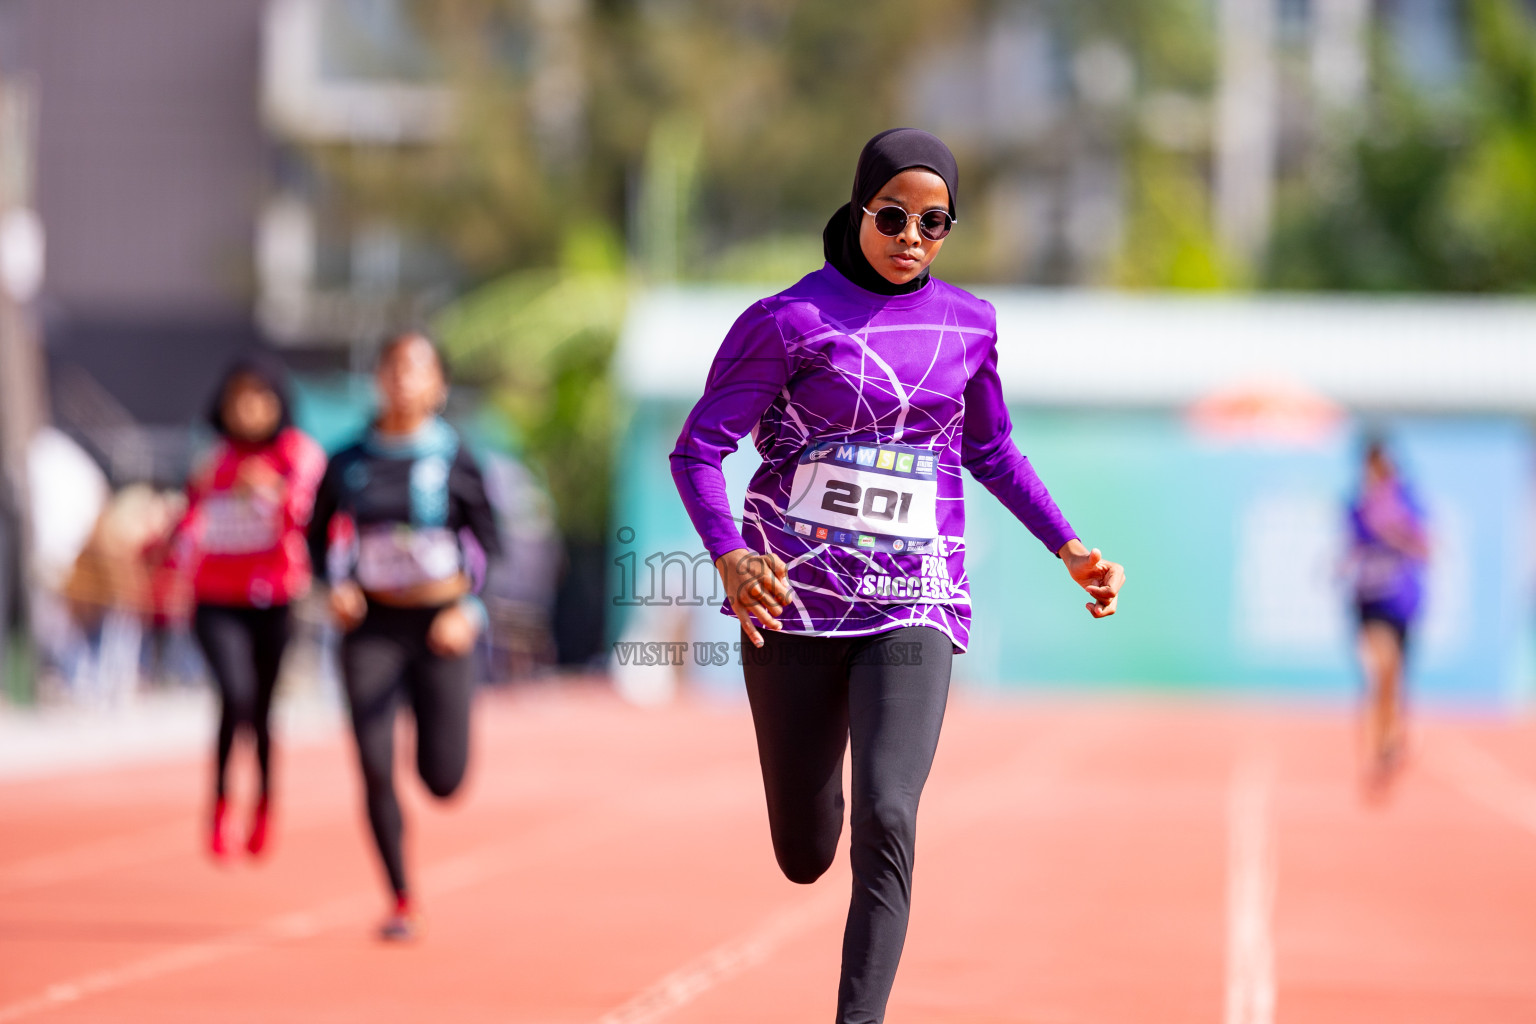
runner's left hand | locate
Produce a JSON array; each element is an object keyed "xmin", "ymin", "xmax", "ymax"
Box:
[
  {"xmin": 1059, "ymin": 540, "xmax": 1125, "ymax": 618},
  {"xmin": 715, "ymin": 548, "xmax": 794, "ymax": 648},
  {"xmin": 428, "ymin": 603, "xmax": 481, "ymax": 657},
  {"xmin": 329, "ymin": 581, "xmax": 367, "ymax": 632}
]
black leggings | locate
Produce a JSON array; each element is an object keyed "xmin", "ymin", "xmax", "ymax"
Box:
[
  {"xmin": 1357, "ymin": 600, "xmax": 1411, "ymax": 655},
  {"xmin": 742, "ymin": 625, "xmax": 953, "ymax": 1024},
  {"xmin": 341, "ymin": 602, "xmax": 474, "ymax": 897},
  {"xmin": 193, "ymin": 603, "xmax": 291, "ymax": 799}
]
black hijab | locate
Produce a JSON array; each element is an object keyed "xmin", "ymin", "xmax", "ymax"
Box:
[
  {"xmin": 206, "ymin": 349, "xmax": 295, "ymax": 444},
  {"xmin": 822, "ymin": 128, "xmax": 960, "ymax": 296}
]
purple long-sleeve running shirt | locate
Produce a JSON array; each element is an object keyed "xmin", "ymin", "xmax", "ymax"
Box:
[
  {"xmin": 1348, "ymin": 479, "xmax": 1426, "ymax": 623},
  {"xmin": 669, "ymin": 263, "xmax": 1077, "ymax": 651}
]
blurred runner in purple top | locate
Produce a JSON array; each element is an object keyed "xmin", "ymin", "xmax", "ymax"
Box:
[
  {"xmin": 1347, "ymin": 437, "xmax": 1429, "ymax": 795},
  {"xmin": 669, "ymin": 128, "xmax": 1125, "ymax": 1024}
]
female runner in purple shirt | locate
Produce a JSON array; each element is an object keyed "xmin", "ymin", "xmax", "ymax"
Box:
[
  {"xmin": 1347, "ymin": 438, "xmax": 1428, "ymax": 791},
  {"xmin": 670, "ymin": 129, "xmax": 1126, "ymax": 1023}
]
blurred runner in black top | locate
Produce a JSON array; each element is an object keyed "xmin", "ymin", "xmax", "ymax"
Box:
[{"xmin": 307, "ymin": 332, "xmax": 503, "ymax": 942}]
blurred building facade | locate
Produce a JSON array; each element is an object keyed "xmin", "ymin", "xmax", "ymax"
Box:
[
  {"xmin": 0, "ymin": 0, "xmax": 1503, "ymax": 382},
  {"xmin": 1, "ymin": 0, "xmax": 275, "ymax": 698},
  {"xmin": 0, "ymin": 0, "xmax": 1501, "ymax": 429},
  {"xmin": 257, "ymin": 0, "xmax": 454, "ymax": 351},
  {"xmin": 1, "ymin": 0, "xmax": 269, "ymax": 484},
  {"xmin": 0, "ymin": 0, "xmax": 454, "ymax": 481}
]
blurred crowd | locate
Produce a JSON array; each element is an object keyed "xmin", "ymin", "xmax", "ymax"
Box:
[
  {"xmin": 35, "ymin": 471, "xmax": 197, "ymax": 703},
  {"xmin": 21, "ymin": 417, "xmax": 559, "ymax": 709}
]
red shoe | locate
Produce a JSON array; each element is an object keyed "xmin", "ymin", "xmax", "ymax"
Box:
[
  {"xmin": 210, "ymin": 797, "xmax": 229, "ymax": 860},
  {"xmin": 246, "ymin": 795, "xmax": 269, "ymax": 856},
  {"xmin": 378, "ymin": 892, "xmax": 419, "ymax": 943}
]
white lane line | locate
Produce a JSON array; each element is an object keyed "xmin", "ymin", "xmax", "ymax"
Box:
[
  {"xmin": 1226, "ymin": 757, "xmax": 1276, "ymax": 1024},
  {"xmin": 0, "ymin": 819, "xmax": 622, "ymax": 1022},
  {"xmin": 0, "ymin": 893, "xmax": 371, "ymax": 1024},
  {"xmin": 0, "ymin": 777, "xmax": 732, "ymax": 1023},
  {"xmin": 1422, "ymin": 732, "xmax": 1536, "ymax": 837},
  {"xmin": 596, "ymin": 887, "xmax": 848, "ymax": 1024},
  {"xmin": 591, "ymin": 712, "xmax": 1131, "ymax": 1024}
]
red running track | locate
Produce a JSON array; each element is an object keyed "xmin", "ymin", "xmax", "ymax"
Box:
[{"xmin": 3, "ymin": 684, "xmax": 1536, "ymax": 1023}]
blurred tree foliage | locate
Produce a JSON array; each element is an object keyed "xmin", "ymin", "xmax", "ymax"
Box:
[
  {"xmin": 1072, "ymin": 0, "xmax": 1226, "ymax": 288},
  {"xmin": 433, "ymin": 228, "xmax": 626, "ymax": 545},
  {"xmin": 322, "ymin": 0, "xmax": 954, "ymax": 285},
  {"xmin": 297, "ymin": 0, "xmax": 1536, "ymax": 544},
  {"xmin": 306, "ymin": 0, "xmax": 965, "ymax": 543},
  {"xmin": 1267, "ymin": 0, "xmax": 1536, "ymax": 291}
]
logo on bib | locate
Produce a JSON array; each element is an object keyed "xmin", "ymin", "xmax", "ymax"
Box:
[{"xmin": 784, "ymin": 439, "xmax": 941, "ymax": 555}]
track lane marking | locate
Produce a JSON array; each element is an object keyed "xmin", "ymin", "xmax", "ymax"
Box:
[
  {"xmin": 0, "ymin": 775, "xmax": 740, "ymax": 1022},
  {"xmin": 595, "ymin": 885, "xmax": 849, "ymax": 1024},
  {"xmin": 0, "ymin": 891, "xmax": 374, "ymax": 1024},
  {"xmin": 591, "ymin": 711, "xmax": 1133, "ymax": 1024},
  {"xmin": 1226, "ymin": 756, "xmax": 1276, "ymax": 1024}
]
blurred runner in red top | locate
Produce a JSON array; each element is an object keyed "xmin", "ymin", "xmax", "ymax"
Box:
[
  {"xmin": 179, "ymin": 382, "xmax": 323, "ymax": 609},
  {"xmin": 168, "ymin": 352, "xmax": 325, "ymax": 859}
]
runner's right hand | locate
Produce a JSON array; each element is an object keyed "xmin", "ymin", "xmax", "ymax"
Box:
[
  {"xmin": 329, "ymin": 580, "xmax": 367, "ymax": 632},
  {"xmin": 1059, "ymin": 540, "xmax": 1125, "ymax": 618},
  {"xmin": 715, "ymin": 548, "xmax": 794, "ymax": 648},
  {"xmin": 427, "ymin": 602, "xmax": 480, "ymax": 657},
  {"xmin": 234, "ymin": 458, "xmax": 286, "ymax": 501}
]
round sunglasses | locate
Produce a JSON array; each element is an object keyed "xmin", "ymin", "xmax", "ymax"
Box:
[{"xmin": 862, "ymin": 204, "xmax": 955, "ymax": 241}]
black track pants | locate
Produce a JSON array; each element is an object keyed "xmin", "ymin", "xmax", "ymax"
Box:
[
  {"xmin": 341, "ymin": 603, "xmax": 474, "ymax": 897},
  {"xmin": 741, "ymin": 625, "xmax": 953, "ymax": 1024},
  {"xmin": 193, "ymin": 603, "xmax": 291, "ymax": 799}
]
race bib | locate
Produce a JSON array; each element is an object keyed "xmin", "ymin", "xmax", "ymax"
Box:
[
  {"xmin": 782, "ymin": 441, "xmax": 939, "ymax": 554},
  {"xmin": 1355, "ymin": 547, "xmax": 1408, "ymax": 599},
  {"xmin": 355, "ymin": 526, "xmax": 462, "ymax": 591},
  {"xmin": 201, "ymin": 494, "xmax": 281, "ymax": 555}
]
